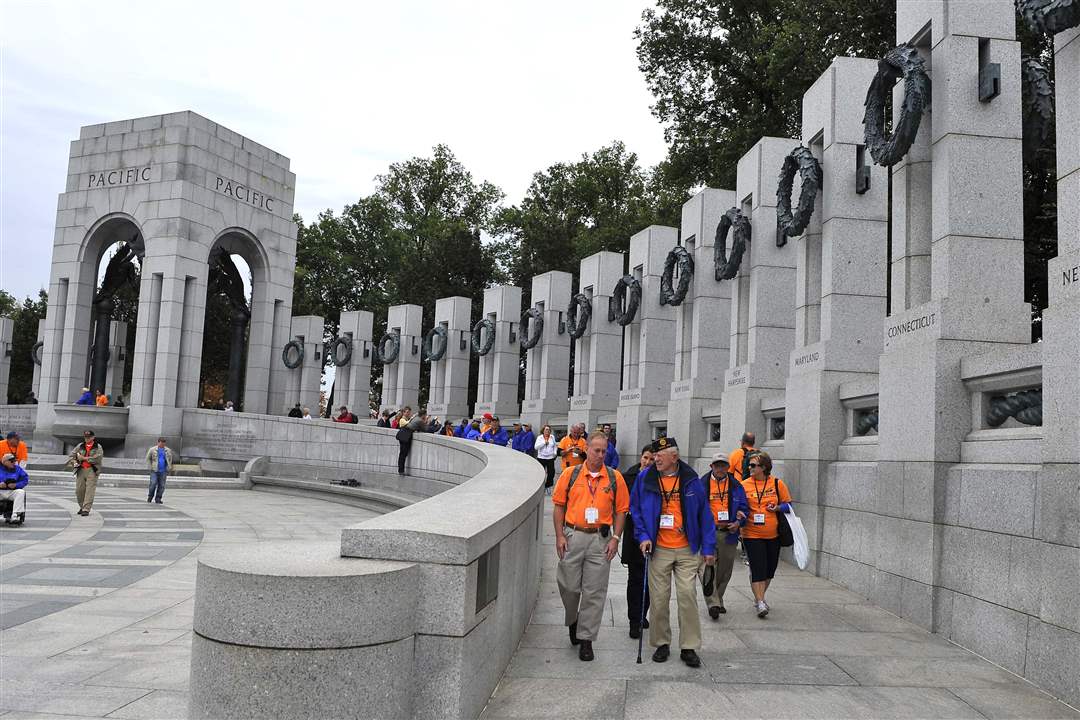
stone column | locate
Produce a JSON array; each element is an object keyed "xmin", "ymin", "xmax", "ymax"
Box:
[
  {"xmin": 105, "ymin": 320, "xmax": 128, "ymax": 402},
  {"xmin": 717, "ymin": 138, "xmax": 798, "ymax": 460},
  {"xmin": 784, "ymin": 58, "xmax": 889, "ymax": 572},
  {"xmin": 282, "ymin": 315, "xmax": 324, "ymax": 414},
  {"xmin": 568, "ymin": 252, "xmax": 623, "ymax": 430},
  {"xmin": 31, "ymin": 319, "xmax": 45, "ymax": 399},
  {"xmin": 616, "ymin": 226, "xmax": 677, "ymax": 461},
  {"xmin": 520, "ymin": 271, "xmax": 572, "ymax": 428},
  {"xmin": 0, "ymin": 317, "xmax": 12, "ymax": 404},
  {"xmin": 666, "ymin": 188, "xmax": 735, "ymax": 470},
  {"xmin": 336, "ymin": 310, "xmax": 374, "ymax": 418},
  {"xmin": 475, "ymin": 286, "xmax": 522, "ymax": 419},
  {"xmin": 89, "ymin": 300, "xmax": 113, "ymax": 395},
  {"xmin": 427, "ymin": 296, "xmax": 472, "ymax": 422},
  {"xmin": 876, "ymin": 1, "xmax": 1030, "ymax": 630},
  {"xmin": 379, "ymin": 304, "xmax": 422, "ymax": 414}
]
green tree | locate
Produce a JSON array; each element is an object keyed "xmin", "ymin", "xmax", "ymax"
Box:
[
  {"xmin": 635, "ymin": 0, "xmax": 893, "ymax": 190},
  {"xmin": 2, "ymin": 289, "xmax": 48, "ymax": 404}
]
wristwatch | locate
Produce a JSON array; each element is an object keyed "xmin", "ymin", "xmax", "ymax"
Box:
[{"xmin": 611, "ymin": 534, "xmax": 621, "ymax": 542}]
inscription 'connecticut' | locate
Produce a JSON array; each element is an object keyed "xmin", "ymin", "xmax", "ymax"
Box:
[
  {"xmin": 212, "ymin": 175, "xmax": 275, "ymax": 213},
  {"xmin": 887, "ymin": 312, "xmax": 936, "ymax": 339}
]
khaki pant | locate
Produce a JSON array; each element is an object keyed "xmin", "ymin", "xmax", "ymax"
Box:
[
  {"xmin": 75, "ymin": 468, "xmax": 98, "ymax": 512},
  {"xmin": 556, "ymin": 529, "xmax": 612, "ymax": 641},
  {"xmin": 701, "ymin": 535, "xmax": 741, "ymax": 608},
  {"xmin": 648, "ymin": 544, "xmax": 701, "ymax": 650}
]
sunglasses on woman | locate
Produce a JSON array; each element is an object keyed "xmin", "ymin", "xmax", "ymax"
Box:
[{"xmin": 748, "ymin": 462, "xmax": 761, "ymax": 468}]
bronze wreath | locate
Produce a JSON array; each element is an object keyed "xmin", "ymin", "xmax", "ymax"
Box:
[
  {"xmin": 281, "ymin": 340, "xmax": 304, "ymax": 369},
  {"xmin": 715, "ymin": 207, "xmax": 751, "ymax": 280},
  {"xmin": 422, "ymin": 325, "xmax": 448, "ymax": 362},
  {"xmin": 863, "ymin": 44, "xmax": 930, "ymax": 167},
  {"xmin": 471, "ymin": 318, "xmax": 495, "ymax": 356},
  {"xmin": 31, "ymin": 340, "xmax": 43, "ymax": 366},
  {"xmin": 566, "ymin": 294, "xmax": 592, "ymax": 339},
  {"xmin": 521, "ymin": 308, "xmax": 544, "ymax": 350},
  {"xmin": 776, "ymin": 146, "xmax": 822, "ymax": 247},
  {"xmin": 330, "ymin": 336, "xmax": 352, "ymax": 367},
  {"xmin": 659, "ymin": 246, "xmax": 694, "ymax": 306},
  {"xmin": 1016, "ymin": 0, "xmax": 1080, "ymax": 34},
  {"xmin": 608, "ymin": 275, "xmax": 642, "ymax": 326},
  {"xmin": 377, "ymin": 331, "xmax": 400, "ymax": 364}
]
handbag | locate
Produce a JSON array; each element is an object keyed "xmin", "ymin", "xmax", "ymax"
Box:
[
  {"xmin": 775, "ymin": 477, "xmax": 794, "ymax": 547},
  {"xmin": 395, "ymin": 427, "xmax": 414, "ymax": 443}
]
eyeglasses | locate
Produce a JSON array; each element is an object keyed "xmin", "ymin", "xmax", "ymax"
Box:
[{"xmin": 747, "ymin": 462, "xmax": 762, "ymax": 468}]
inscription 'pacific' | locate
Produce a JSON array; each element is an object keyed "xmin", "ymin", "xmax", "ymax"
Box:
[{"xmin": 213, "ymin": 175, "xmax": 275, "ymax": 213}]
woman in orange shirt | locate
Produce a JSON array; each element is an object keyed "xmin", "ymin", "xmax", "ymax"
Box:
[{"xmin": 739, "ymin": 451, "xmax": 792, "ymax": 618}]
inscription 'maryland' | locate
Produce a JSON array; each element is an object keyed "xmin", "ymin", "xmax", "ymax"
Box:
[
  {"xmin": 86, "ymin": 165, "xmax": 153, "ymax": 189},
  {"xmin": 211, "ymin": 175, "xmax": 276, "ymax": 213},
  {"xmin": 794, "ymin": 351, "xmax": 820, "ymax": 367},
  {"xmin": 887, "ymin": 312, "xmax": 936, "ymax": 339}
]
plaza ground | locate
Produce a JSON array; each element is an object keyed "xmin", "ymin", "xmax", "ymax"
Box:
[{"xmin": 1, "ymin": 487, "xmax": 1076, "ymax": 720}]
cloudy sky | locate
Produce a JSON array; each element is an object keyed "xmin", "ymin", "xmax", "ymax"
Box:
[{"xmin": 0, "ymin": 0, "xmax": 668, "ymax": 301}]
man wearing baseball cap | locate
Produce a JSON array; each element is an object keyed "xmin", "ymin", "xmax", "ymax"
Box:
[
  {"xmin": 629, "ymin": 436, "xmax": 715, "ymax": 667},
  {"xmin": 66, "ymin": 430, "xmax": 103, "ymax": 515},
  {"xmin": 1, "ymin": 431, "xmax": 29, "ymax": 468},
  {"xmin": 0, "ymin": 452, "xmax": 29, "ymax": 525},
  {"xmin": 701, "ymin": 453, "xmax": 750, "ymax": 618}
]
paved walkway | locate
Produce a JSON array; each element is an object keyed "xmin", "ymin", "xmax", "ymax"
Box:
[
  {"xmin": 481, "ymin": 506, "xmax": 1080, "ymax": 720},
  {"xmin": 0, "ymin": 485, "xmax": 375, "ymax": 719}
]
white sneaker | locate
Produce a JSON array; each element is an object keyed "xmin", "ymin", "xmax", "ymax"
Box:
[{"xmin": 756, "ymin": 600, "xmax": 769, "ymax": 618}]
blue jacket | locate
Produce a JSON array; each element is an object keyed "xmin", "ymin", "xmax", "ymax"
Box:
[
  {"xmin": 465, "ymin": 427, "xmax": 481, "ymax": 441},
  {"xmin": 75, "ymin": 391, "xmax": 94, "ymax": 405},
  {"xmin": 604, "ymin": 440, "xmax": 620, "ymax": 469},
  {"xmin": 512, "ymin": 430, "xmax": 535, "ymax": 454},
  {"xmin": 454, "ymin": 421, "xmax": 469, "ymax": 438},
  {"xmin": 630, "ymin": 460, "xmax": 716, "ymax": 557},
  {"xmin": 701, "ymin": 471, "xmax": 751, "ymax": 545},
  {"xmin": 0, "ymin": 464, "xmax": 29, "ymax": 489},
  {"xmin": 482, "ymin": 427, "xmax": 509, "ymax": 446}
]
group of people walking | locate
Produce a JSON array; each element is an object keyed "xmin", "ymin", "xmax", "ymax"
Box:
[{"xmin": 553, "ymin": 430, "xmax": 792, "ymax": 664}]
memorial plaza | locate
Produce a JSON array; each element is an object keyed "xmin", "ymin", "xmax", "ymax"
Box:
[{"xmin": 1, "ymin": 0, "xmax": 1079, "ymax": 717}]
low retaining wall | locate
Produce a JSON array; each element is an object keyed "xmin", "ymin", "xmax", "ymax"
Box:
[
  {"xmin": 188, "ymin": 410, "xmax": 545, "ymax": 720},
  {"xmin": 0, "ymin": 404, "xmax": 37, "ymax": 444}
]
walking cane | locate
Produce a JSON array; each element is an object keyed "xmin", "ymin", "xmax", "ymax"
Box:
[{"xmin": 636, "ymin": 549, "xmax": 650, "ymax": 664}]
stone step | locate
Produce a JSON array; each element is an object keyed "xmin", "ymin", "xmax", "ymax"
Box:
[{"xmin": 27, "ymin": 470, "xmax": 247, "ymax": 491}]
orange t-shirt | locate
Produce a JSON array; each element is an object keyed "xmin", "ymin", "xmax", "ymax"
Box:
[
  {"xmin": 557, "ymin": 436, "xmax": 587, "ymax": 468},
  {"xmin": 1, "ymin": 439, "xmax": 28, "ymax": 464},
  {"xmin": 707, "ymin": 473, "xmax": 736, "ymax": 524},
  {"xmin": 95, "ymin": 395, "xmax": 108, "ymax": 406},
  {"xmin": 552, "ymin": 464, "xmax": 629, "ymax": 529},
  {"xmin": 656, "ymin": 473, "xmax": 689, "ymax": 549},
  {"xmin": 740, "ymin": 475, "xmax": 792, "ymax": 540},
  {"xmin": 728, "ymin": 446, "xmax": 757, "ymax": 482}
]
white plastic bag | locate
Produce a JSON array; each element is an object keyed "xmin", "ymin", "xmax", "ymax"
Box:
[{"xmin": 784, "ymin": 508, "xmax": 809, "ymax": 570}]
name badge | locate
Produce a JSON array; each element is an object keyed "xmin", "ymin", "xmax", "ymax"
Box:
[
  {"xmin": 753, "ymin": 513, "xmax": 766, "ymax": 525},
  {"xmin": 659, "ymin": 514, "xmax": 675, "ymax": 529},
  {"xmin": 717, "ymin": 510, "xmax": 729, "ymax": 522},
  {"xmin": 584, "ymin": 507, "xmax": 599, "ymax": 524}
]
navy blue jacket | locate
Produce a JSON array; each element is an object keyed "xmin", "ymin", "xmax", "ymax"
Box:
[
  {"xmin": 701, "ymin": 471, "xmax": 751, "ymax": 545},
  {"xmin": 0, "ymin": 464, "xmax": 29, "ymax": 490},
  {"xmin": 482, "ymin": 427, "xmax": 509, "ymax": 446},
  {"xmin": 630, "ymin": 460, "xmax": 716, "ymax": 557}
]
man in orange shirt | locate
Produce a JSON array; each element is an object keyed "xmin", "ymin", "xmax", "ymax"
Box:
[
  {"xmin": 1, "ymin": 432, "xmax": 29, "ymax": 468},
  {"xmin": 552, "ymin": 433, "xmax": 629, "ymax": 661},
  {"xmin": 727, "ymin": 431, "xmax": 757, "ymax": 482},
  {"xmin": 557, "ymin": 423, "xmax": 587, "ymax": 472}
]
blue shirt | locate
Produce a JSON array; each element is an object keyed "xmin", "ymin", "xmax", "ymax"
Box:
[
  {"xmin": 157, "ymin": 447, "xmax": 167, "ymax": 472},
  {"xmin": 465, "ymin": 427, "xmax": 482, "ymax": 441},
  {"xmin": 482, "ymin": 427, "xmax": 509, "ymax": 446},
  {"xmin": 0, "ymin": 464, "xmax": 29, "ymax": 490},
  {"xmin": 604, "ymin": 440, "xmax": 620, "ymax": 469},
  {"xmin": 75, "ymin": 391, "xmax": 94, "ymax": 405}
]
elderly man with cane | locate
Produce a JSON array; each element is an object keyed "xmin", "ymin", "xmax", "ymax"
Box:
[
  {"xmin": 630, "ymin": 436, "xmax": 715, "ymax": 668},
  {"xmin": 551, "ymin": 433, "xmax": 629, "ymax": 662}
]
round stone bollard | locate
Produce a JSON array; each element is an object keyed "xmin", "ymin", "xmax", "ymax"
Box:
[{"xmin": 189, "ymin": 542, "xmax": 418, "ymax": 719}]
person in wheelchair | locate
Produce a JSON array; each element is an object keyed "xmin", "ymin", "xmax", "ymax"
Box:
[{"xmin": 0, "ymin": 452, "xmax": 29, "ymax": 526}]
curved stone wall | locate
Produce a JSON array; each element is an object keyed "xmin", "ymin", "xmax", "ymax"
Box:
[{"xmin": 187, "ymin": 410, "xmax": 545, "ymax": 720}]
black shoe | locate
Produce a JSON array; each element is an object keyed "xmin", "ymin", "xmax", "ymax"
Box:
[
  {"xmin": 719, "ymin": 604, "xmax": 727, "ymax": 614},
  {"xmin": 568, "ymin": 622, "xmax": 580, "ymax": 646},
  {"xmin": 77, "ymin": 510, "xmax": 88, "ymax": 516},
  {"xmin": 629, "ymin": 624, "xmax": 641, "ymax": 639},
  {"xmin": 652, "ymin": 644, "xmax": 669, "ymax": 663},
  {"xmin": 578, "ymin": 640, "xmax": 594, "ymax": 661},
  {"xmin": 642, "ymin": 618, "xmax": 649, "ymax": 629},
  {"xmin": 680, "ymin": 649, "xmax": 701, "ymax": 668},
  {"xmin": 155, "ymin": 500, "xmax": 163, "ymax": 504},
  {"xmin": 147, "ymin": 498, "xmax": 152, "ymax": 503},
  {"xmin": 708, "ymin": 606, "xmax": 721, "ymax": 620}
]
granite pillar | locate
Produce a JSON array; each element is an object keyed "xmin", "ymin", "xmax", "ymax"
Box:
[
  {"xmin": 427, "ymin": 296, "xmax": 472, "ymax": 422},
  {"xmin": 666, "ymin": 188, "xmax": 735, "ymax": 470},
  {"xmin": 568, "ymin": 252, "xmax": 623, "ymax": 430},
  {"xmin": 104, "ymin": 320, "xmax": 128, "ymax": 402},
  {"xmin": 31, "ymin": 319, "xmax": 44, "ymax": 400},
  {"xmin": 616, "ymin": 226, "xmax": 677, "ymax": 462},
  {"xmin": 336, "ymin": 310, "xmax": 374, "ymax": 418},
  {"xmin": 282, "ymin": 315, "xmax": 325, "ymax": 414},
  {"xmin": 0, "ymin": 317, "xmax": 12, "ymax": 404},
  {"xmin": 474, "ymin": 286, "xmax": 521, "ymax": 420},
  {"xmin": 520, "ymin": 271, "xmax": 572, "ymax": 429},
  {"xmin": 379, "ymin": 304, "xmax": 422, "ymax": 414}
]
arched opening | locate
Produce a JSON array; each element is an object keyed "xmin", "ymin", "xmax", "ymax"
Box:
[
  {"xmin": 198, "ymin": 230, "xmax": 263, "ymax": 410},
  {"xmin": 85, "ymin": 216, "xmax": 144, "ymax": 407}
]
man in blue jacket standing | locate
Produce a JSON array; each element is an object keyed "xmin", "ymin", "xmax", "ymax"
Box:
[
  {"xmin": 481, "ymin": 416, "xmax": 509, "ymax": 447},
  {"xmin": 701, "ymin": 453, "xmax": 750, "ymax": 618},
  {"xmin": 0, "ymin": 452, "xmax": 29, "ymax": 525},
  {"xmin": 630, "ymin": 436, "xmax": 715, "ymax": 668}
]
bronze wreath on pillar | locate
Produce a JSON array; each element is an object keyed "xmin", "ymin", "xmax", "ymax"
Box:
[
  {"xmin": 566, "ymin": 294, "xmax": 592, "ymax": 339},
  {"xmin": 281, "ymin": 340, "xmax": 304, "ymax": 369},
  {"xmin": 715, "ymin": 207, "xmax": 751, "ymax": 280},
  {"xmin": 377, "ymin": 331, "xmax": 400, "ymax": 364},
  {"xmin": 862, "ymin": 44, "xmax": 930, "ymax": 168},
  {"xmin": 31, "ymin": 340, "xmax": 43, "ymax": 366},
  {"xmin": 775, "ymin": 146, "xmax": 822, "ymax": 248},
  {"xmin": 987, "ymin": 388, "xmax": 1043, "ymax": 427},
  {"xmin": 520, "ymin": 308, "xmax": 544, "ymax": 350},
  {"xmin": 330, "ymin": 336, "xmax": 352, "ymax": 367},
  {"xmin": 471, "ymin": 318, "xmax": 495, "ymax": 356},
  {"xmin": 422, "ymin": 325, "xmax": 448, "ymax": 362},
  {"xmin": 659, "ymin": 246, "xmax": 694, "ymax": 306},
  {"xmin": 1016, "ymin": 0, "xmax": 1080, "ymax": 34},
  {"xmin": 608, "ymin": 275, "xmax": 641, "ymax": 326}
]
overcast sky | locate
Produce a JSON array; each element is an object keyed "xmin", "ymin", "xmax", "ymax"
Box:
[{"xmin": 0, "ymin": 0, "xmax": 668, "ymax": 302}]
